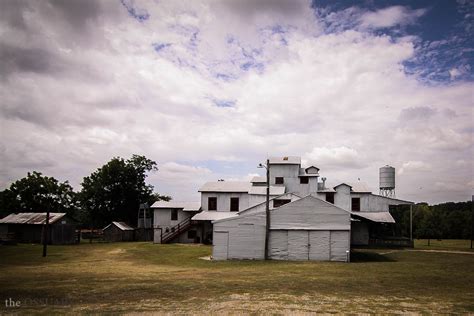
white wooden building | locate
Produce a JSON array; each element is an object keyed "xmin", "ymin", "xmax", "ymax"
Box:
[{"xmin": 151, "ymin": 155, "xmax": 413, "ymax": 259}]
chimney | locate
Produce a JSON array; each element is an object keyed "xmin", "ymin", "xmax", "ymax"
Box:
[{"xmin": 322, "ymin": 177, "xmax": 327, "ymax": 189}]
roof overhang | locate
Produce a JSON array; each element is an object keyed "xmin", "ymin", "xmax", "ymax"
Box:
[
  {"xmin": 192, "ymin": 211, "xmax": 237, "ymax": 221},
  {"xmin": 351, "ymin": 212, "xmax": 395, "ymax": 223}
]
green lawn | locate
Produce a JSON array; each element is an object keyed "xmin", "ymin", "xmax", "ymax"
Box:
[
  {"xmin": 415, "ymin": 238, "xmax": 474, "ymax": 251},
  {"xmin": 0, "ymin": 242, "xmax": 473, "ymax": 314}
]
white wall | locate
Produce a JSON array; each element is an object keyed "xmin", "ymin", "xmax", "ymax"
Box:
[
  {"xmin": 334, "ymin": 185, "xmax": 351, "ymax": 212},
  {"xmin": 200, "ymin": 192, "xmax": 250, "ymax": 212},
  {"xmin": 268, "ymin": 164, "xmax": 318, "ymax": 195}
]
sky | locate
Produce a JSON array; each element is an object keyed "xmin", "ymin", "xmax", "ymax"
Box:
[{"xmin": 0, "ymin": 0, "xmax": 473, "ymax": 204}]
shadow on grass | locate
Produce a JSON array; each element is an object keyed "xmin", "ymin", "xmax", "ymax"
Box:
[{"xmin": 351, "ymin": 250, "xmax": 396, "ymax": 262}]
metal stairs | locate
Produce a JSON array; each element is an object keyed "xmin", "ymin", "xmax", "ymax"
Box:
[{"xmin": 160, "ymin": 217, "xmax": 193, "ymax": 243}]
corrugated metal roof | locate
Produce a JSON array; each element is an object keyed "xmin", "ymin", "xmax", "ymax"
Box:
[
  {"xmin": 0, "ymin": 212, "xmax": 66, "ymax": 225},
  {"xmin": 151, "ymin": 201, "xmax": 201, "ymax": 211},
  {"xmin": 352, "ymin": 212, "xmax": 395, "ymax": 223},
  {"xmin": 347, "ymin": 182, "xmax": 372, "ymax": 193},
  {"xmin": 248, "ymin": 186, "xmax": 286, "ymax": 195},
  {"xmin": 199, "ymin": 181, "xmax": 250, "ymax": 192},
  {"xmin": 268, "ymin": 156, "xmax": 301, "ymax": 165},
  {"xmin": 250, "ymin": 176, "xmax": 266, "ymax": 183},
  {"xmin": 108, "ymin": 221, "xmax": 135, "ymax": 231},
  {"xmin": 191, "ymin": 211, "xmax": 237, "ymax": 221}
]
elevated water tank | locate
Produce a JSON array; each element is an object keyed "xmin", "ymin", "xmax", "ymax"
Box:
[{"xmin": 379, "ymin": 165, "xmax": 395, "ymax": 189}]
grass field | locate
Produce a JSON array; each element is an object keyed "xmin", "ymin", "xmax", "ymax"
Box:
[
  {"xmin": 415, "ymin": 238, "xmax": 474, "ymax": 251},
  {"xmin": 0, "ymin": 242, "xmax": 473, "ymax": 314}
]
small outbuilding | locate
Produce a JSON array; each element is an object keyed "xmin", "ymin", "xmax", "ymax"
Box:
[
  {"xmin": 0, "ymin": 212, "xmax": 77, "ymax": 244},
  {"xmin": 103, "ymin": 222, "xmax": 135, "ymax": 242},
  {"xmin": 212, "ymin": 195, "xmax": 351, "ymax": 261}
]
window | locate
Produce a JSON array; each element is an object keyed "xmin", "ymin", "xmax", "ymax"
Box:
[
  {"xmin": 208, "ymin": 197, "xmax": 217, "ymax": 211},
  {"xmin": 273, "ymin": 199, "xmax": 291, "ymax": 208},
  {"xmin": 275, "ymin": 177, "xmax": 284, "ymax": 185},
  {"xmin": 187, "ymin": 230, "xmax": 196, "ymax": 239},
  {"xmin": 300, "ymin": 176, "xmax": 309, "ymax": 184},
  {"xmin": 351, "ymin": 198, "xmax": 360, "ymax": 212},
  {"xmin": 171, "ymin": 209, "xmax": 178, "ymax": 221},
  {"xmin": 326, "ymin": 193, "xmax": 334, "ymax": 204},
  {"xmin": 230, "ymin": 197, "xmax": 239, "ymax": 212}
]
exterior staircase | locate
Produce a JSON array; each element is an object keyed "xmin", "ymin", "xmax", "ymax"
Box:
[{"xmin": 160, "ymin": 217, "xmax": 193, "ymax": 243}]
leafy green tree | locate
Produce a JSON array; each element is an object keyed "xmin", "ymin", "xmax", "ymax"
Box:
[
  {"xmin": 79, "ymin": 155, "xmax": 168, "ymax": 227},
  {"xmin": 0, "ymin": 171, "xmax": 79, "ymax": 218}
]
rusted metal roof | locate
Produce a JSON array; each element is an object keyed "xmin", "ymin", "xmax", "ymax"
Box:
[{"xmin": 0, "ymin": 213, "xmax": 66, "ymax": 225}]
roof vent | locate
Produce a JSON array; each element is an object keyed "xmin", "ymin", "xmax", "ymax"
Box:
[{"xmin": 283, "ymin": 157, "xmax": 288, "ymax": 161}]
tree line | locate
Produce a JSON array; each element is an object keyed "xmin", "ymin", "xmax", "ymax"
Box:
[
  {"xmin": 0, "ymin": 155, "xmax": 170, "ymax": 228},
  {"xmin": 391, "ymin": 201, "xmax": 473, "ymax": 240}
]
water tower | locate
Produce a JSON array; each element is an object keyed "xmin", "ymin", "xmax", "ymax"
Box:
[{"xmin": 379, "ymin": 165, "xmax": 395, "ymax": 197}]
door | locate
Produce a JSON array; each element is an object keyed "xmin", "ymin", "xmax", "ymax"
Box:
[
  {"xmin": 269, "ymin": 230, "xmax": 288, "ymax": 260},
  {"xmin": 288, "ymin": 231, "xmax": 309, "ymax": 260},
  {"xmin": 309, "ymin": 230, "xmax": 330, "ymax": 260},
  {"xmin": 213, "ymin": 231, "xmax": 229, "ymax": 260},
  {"xmin": 330, "ymin": 231, "xmax": 350, "ymax": 262}
]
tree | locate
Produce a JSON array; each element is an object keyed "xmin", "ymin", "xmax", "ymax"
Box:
[
  {"xmin": 0, "ymin": 171, "xmax": 79, "ymax": 218},
  {"xmin": 79, "ymin": 155, "xmax": 168, "ymax": 227}
]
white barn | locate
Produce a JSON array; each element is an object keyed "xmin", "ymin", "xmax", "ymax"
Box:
[{"xmin": 213, "ymin": 195, "xmax": 351, "ymax": 261}]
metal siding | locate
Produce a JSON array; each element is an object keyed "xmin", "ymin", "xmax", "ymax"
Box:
[
  {"xmin": 330, "ymin": 231, "xmax": 350, "ymax": 262},
  {"xmin": 288, "ymin": 230, "xmax": 309, "ymax": 260},
  {"xmin": 228, "ymin": 224, "xmax": 256, "ymax": 259},
  {"xmin": 212, "ymin": 231, "xmax": 229, "ymax": 260},
  {"xmin": 309, "ymin": 230, "xmax": 330, "ymax": 260},
  {"xmin": 269, "ymin": 230, "xmax": 288, "ymax": 260}
]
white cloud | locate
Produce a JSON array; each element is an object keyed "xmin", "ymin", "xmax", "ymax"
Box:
[
  {"xmin": 398, "ymin": 161, "xmax": 432, "ymax": 175},
  {"xmin": 359, "ymin": 6, "xmax": 427, "ymax": 29},
  {"xmin": 305, "ymin": 147, "xmax": 365, "ymax": 169},
  {"xmin": 0, "ymin": 0, "xmax": 472, "ymax": 204}
]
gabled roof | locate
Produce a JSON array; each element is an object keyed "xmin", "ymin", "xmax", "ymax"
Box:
[
  {"xmin": 237, "ymin": 192, "xmax": 302, "ymax": 215},
  {"xmin": 104, "ymin": 221, "xmax": 134, "ymax": 231},
  {"xmin": 334, "ymin": 183, "xmax": 352, "ymax": 189},
  {"xmin": 0, "ymin": 213, "xmax": 67, "ymax": 225},
  {"xmin": 151, "ymin": 201, "xmax": 201, "ymax": 211},
  {"xmin": 199, "ymin": 181, "xmax": 250, "ymax": 193},
  {"xmin": 268, "ymin": 156, "xmax": 301, "ymax": 165},
  {"xmin": 305, "ymin": 166, "xmax": 320, "ymax": 173}
]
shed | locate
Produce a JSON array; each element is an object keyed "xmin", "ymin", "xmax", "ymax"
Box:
[
  {"xmin": 103, "ymin": 222, "xmax": 135, "ymax": 242},
  {"xmin": 212, "ymin": 195, "xmax": 351, "ymax": 261},
  {"xmin": 0, "ymin": 212, "xmax": 77, "ymax": 244}
]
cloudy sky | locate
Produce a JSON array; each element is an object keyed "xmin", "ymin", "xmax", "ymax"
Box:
[{"xmin": 0, "ymin": 0, "xmax": 473, "ymax": 204}]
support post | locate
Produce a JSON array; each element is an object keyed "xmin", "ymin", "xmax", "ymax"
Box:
[
  {"xmin": 410, "ymin": 204, "xmax": 413, "ymax": 244},
  {"xmin": 471, "ymin": 195, "xmax": 473, "ymax": 249},
  {"xmin": 42, "ymin": 211, "xmax": 50, "ymax": 257},
  {"xmin": 264, "ymin": 159, "xmax": 270, "ymax": 260}
]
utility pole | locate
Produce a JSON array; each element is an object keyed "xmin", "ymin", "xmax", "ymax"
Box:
[
  {"xmin": 265, "ymin": 159, "xmax": 270, "ymax": 260},
  {"xmin": 410, "ymin": 204, "xmax": 413, "ymax": 246},
  {"xmin": 471, "ymin": 195, "xmax": 473, "ymax": 249},
  {"xmin": 259, "ymin": 159, "xmax": 270, "ymax": 260},
  {"xmin": 42, "ymin": 182, "xmax": 50, "ymax": 257}
]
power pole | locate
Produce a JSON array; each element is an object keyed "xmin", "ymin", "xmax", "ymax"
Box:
[
  {"xmin": 471, "ymin": 195, "xmax": 473, "ymax": 249},
  {"xmin": 42, "ymin": 191, "xmax": 50, "ymax": 257},
  {"xmin": 410, "ymin": 204, "xmax": 413, "ymax": 246},
  {"xmin": 264, "ymin": 159, "xmax": 270, "ymax": 260}
]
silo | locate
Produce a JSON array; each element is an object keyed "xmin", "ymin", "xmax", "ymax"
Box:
[{"xmin": 379, "ymin": 165, "xmax": 395, "ymax": 197}]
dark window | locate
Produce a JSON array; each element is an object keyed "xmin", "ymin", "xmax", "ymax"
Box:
[
  {"xmin": 187, "ymin": 230, "xmax": 196, "ymax": 239},
  {"xmin": 351, "ymin": 198, "xmax": 360, "ymax": 212},
  {"xmin": 208, "ymin": 197, "xmax": 217, "ymax": 211},
  {"xmin": 273, "ymin": 199, "xmax": 291, "ymax": 208},
  {"xmin": 300, "ymin": 176, "xmax": 309, "ymax": 184},
  {"xmin": 326, "ymin": 193, "xmax": 334, "ymax": 204},
  {"xmin": 171, "ymin": 209, "xmax": 178, "ymax": 221},
  {"xmin": 230, "ymin": 197, "xmax": 239, "ymax": 212},
  {"xmin": 275, "ymin": 177, "xmax": 284, "ymax": 185}
]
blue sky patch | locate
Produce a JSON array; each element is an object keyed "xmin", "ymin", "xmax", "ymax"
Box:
[
  {"xmin": 152, "ymin": 42, "xmax": 172, "ymax": 52},
  {"xmin": 213, "ymin": 99, "xmax": 236, "ymax": 108},
  {"xmin": 120, "ymin": 0, "xmax": 150, "ymax": 22}
]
